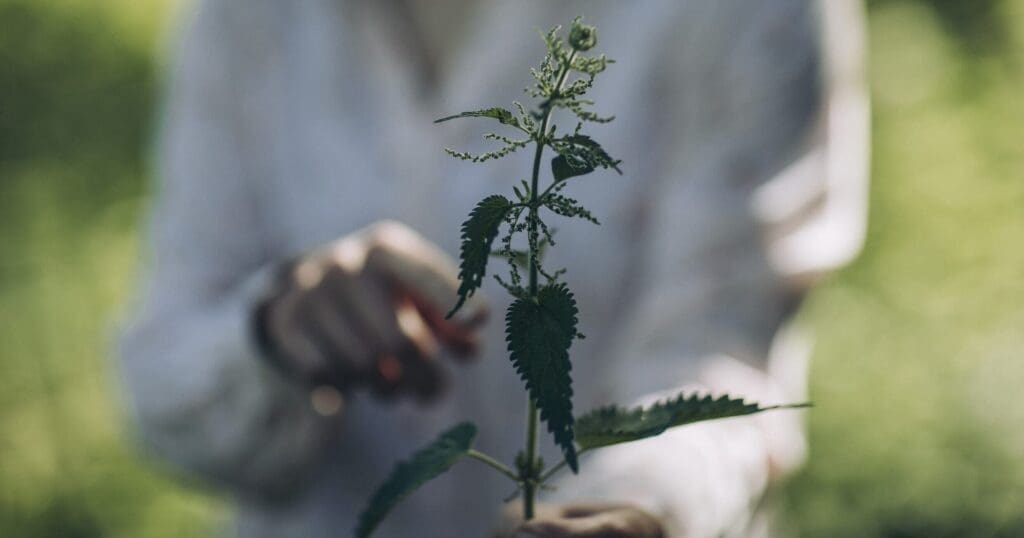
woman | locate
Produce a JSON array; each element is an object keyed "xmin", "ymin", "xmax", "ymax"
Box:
[{"xmin": 119, "ymin": 1, "xmax": 868, "ymax": 536}]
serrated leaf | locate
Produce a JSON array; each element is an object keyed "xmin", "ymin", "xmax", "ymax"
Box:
[
  {"xmin": 576, "ymin": 394, "xmax": 803, "ymax": 450},
  {"xmin": 506, "ymin": 283, "xmax": 579, "ymax": 472},
  {"xmin": 551, "ymin": 154, "xmax": 595, "ymax": 181},
  {"xmin": 435, "ymin": 107, "xmax": 518, "ymax": 126},
  {"xmin": 356, "ymin": 423, "xmax": 477, "ymax": 538},
  {"xmin": 448, "ymin": 195, "xmax": 513, "ymax": 318}
]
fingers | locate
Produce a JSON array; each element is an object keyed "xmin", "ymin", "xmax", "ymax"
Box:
[
  {"xmin": 390, "ymin": 297, "xmax": 447, "ymax": 401},
  {"xmin": 321, "ymin": 220, "xmax": 485, "ymax": 358},
  {"xmin": 262, "ymin": 288, "xmax": 334, "ymax": 378},
  {"xmin": 327, "ymin": 269, "xmax": 445, "ymax": 402},
  {"xmin": 517, "ymin": 504, "xmax": 664, "ymax": 538},
  {"xmin": 301, "ymin": 290, "xmax": 373, "ymax": 380},
  {"xmin": 267, "ymin": 221, "xmax": 484, "ymax": 402},
  {"xmin": 360, "ymin": 220, "xmax": 488, "ymax": 328},
  {"xmin": 558, "ymin": 503, "xmax": 632, "ymax": 519},
  {"xmin": 519, "ymin": 513, "xmax": 621, "ymax": 538},
  {"xmin": 403, "ymin": 288, "xmax": 480, "ymax": 360},
  {"xmin": 496, "ymin": 502, "xmax": 564, "ymax": 538}
]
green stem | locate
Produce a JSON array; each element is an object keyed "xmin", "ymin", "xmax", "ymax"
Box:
[
  {"xmin": 523, "ymin": 399, "xmax": 539, "ymax": 519},
  {"xmin": 467, "ymin": 449, "xmax": 519, "ymax": 481},
  {"xmin": 535, "ymin": 178, "xmax": 562, "ymax": 207},
  {"xmin": 522, "ymin": 48, "xmax": 577, "ymax": 522}
]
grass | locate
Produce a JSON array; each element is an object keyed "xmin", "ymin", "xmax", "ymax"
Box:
[{"xmin": 781, "ymin": 2, "xmax": 1024, "ymax": 535}]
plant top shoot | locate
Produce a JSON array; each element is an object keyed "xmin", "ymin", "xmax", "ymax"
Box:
[{"xmin": 354, "ymin": 17, "xmax": 805, "ymax": 538}]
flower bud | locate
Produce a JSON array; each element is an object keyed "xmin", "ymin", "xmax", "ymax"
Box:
[{"xmin": 569, "ymin": 18, "xmax": 596, "ymax": 51}]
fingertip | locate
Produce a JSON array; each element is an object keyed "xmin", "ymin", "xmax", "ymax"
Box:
[{"xmin": 408, "ymin": 294, "xmax": 486, "ymax": 360}]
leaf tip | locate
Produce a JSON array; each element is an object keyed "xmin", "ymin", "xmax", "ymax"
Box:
[
  {"xmin": 445, "ymin": 298, "xmax": 464, "ymax": 320},
  {"xmin": 355, "ymin": 422, "xmax": 477, "ymax": 538},
  {"xmin": 779, "ymin": 402, "xmax": 813, "ymax": 410}
]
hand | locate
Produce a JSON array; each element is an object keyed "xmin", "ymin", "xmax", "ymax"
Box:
[
  {"xmin": 257, "ymin": 220, "xmax": 487, "ymax": 401},
  {"xmin": 500, "ymin": 502, "xmax": 665, "ymax": 538}
]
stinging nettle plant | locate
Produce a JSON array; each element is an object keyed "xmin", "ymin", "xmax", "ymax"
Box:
[{"xmin": 355, "ymin": 17, "xmax": 806, "ymax": 537}]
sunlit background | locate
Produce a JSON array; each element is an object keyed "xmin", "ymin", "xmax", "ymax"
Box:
[{"xmin": 1, "ymin": 0, "xmax": 1022, "ymax": 536}]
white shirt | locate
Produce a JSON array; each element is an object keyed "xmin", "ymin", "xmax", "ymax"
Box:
[{"xmin": 118, "ymin": 1, "xmax": 868, "ymax": 536}]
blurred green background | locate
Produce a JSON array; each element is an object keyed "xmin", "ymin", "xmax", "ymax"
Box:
[{"xmin": 0, "ymin": 0, "xmax": 1022, "ymax": 536}]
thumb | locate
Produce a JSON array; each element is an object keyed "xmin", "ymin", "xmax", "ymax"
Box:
[{"xmin": 360, "ymin": 220, "xmax": 488, "ymax": 326}]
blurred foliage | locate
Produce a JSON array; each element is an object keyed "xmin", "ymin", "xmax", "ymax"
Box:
[
  {"xmin": 781, "ymin": 1, "xmax": 1024, "ymax": 536},
  {"xmin": 0, "ymin": 0, "xmax": 1022, "ymax": 536},
  {"xmin": 0, "ymin": 0, "xmax": 225, "ymax": 536},
  {"xmin": 870, "ymin": 0, "xmax": 1017, "ymax": 59}
]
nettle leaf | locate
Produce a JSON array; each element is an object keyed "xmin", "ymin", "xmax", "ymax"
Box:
[
  {"xmin": 575, "ymin": 394, "xmax": 803, "ymax": 450},
  {"xmin": 551, "ymin": 154, "xmax": 595, "ymax": 181},
  {"xmin": 506, "ymin": 283, "xmax": 580, "ymax": 472},
  {"xmin": 435, "ymin": 107, "xmax": 518, "ymax": 127},
  {"xmin": 448, "ymin": 195, "xmax": 513, "ymax": 318},
  {"xmin": 356, "ymin": 423, "xmax": 477, "ymax": 538},
  {"xmin": 553, "ymin": 134, "xmax": 622, "ymax": 174}
]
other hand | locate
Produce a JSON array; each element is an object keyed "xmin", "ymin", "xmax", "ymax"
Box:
[
  {"xmin": 500, "ymin": 502, "xmax": 665, "ymax": 538},
  {"xmin": 257, "ymin": 220, "xmax": 487, "ymax": 401}
]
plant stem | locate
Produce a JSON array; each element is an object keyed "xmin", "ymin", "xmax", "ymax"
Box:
[
  {"xmin": 523, "ymin": 399, "xmax": 539, "ymax": 519},
  {"xmin": 535, "ymin": 179, "xmax": 562, "ymax": 207},
  {"xmin": 467, "ymin": 449, "xmax": 519, "ymax": 481},
  {"xmin": 522, "ymin": 48, "xmax": 577, "ymax": 522}
]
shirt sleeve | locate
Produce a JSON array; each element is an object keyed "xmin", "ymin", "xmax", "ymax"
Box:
[
  {"xmin": 116, "ymin": 0, "xmax": 339, "ymax": 500},
  {"xmin": 548, "ymin": 1, "xmax": 868, "ymax": 536}
]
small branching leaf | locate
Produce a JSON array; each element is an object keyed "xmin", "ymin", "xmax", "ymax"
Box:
[
  {"xmin": 506, "ymin": 283, "xmax": 580, "ymax": 472},
  {"xmin": 543, "ymin": 194, "xmax": 600, "ymax": 225},
  {"xmin": 448, "ymin": 195, "xmax": 513, "ymax": 318},
  {"xmin": 551, "ymin": 154, "xmax": 595, "ymax": 181},
  {"xmin": 356, "ymin": 423, "xmax": 477, "ymax": 538},
  {"xmin": 551, "ymin": 134, "xmax": 622, "ymax": 174},
  {"xmin": 435, "ymin": 107, "xmax": 519, "ymax": 127},
  {"xmin": 564, "ymin": 98, "xmax": 615, "ymax": 123},
  {"xmin": 575, "ymin": 394, "xmax": 807, "ymax": 450}
]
